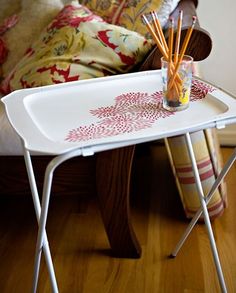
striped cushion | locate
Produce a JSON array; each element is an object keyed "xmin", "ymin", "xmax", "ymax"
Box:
[{"xmin": 165, "ymin": 129, "xmax": 227, "ymax": 219}]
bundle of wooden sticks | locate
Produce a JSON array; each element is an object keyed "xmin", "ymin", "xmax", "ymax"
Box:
[{"xmin": 142, "ymin": 11, "xmax": 197, "ymax": 99}]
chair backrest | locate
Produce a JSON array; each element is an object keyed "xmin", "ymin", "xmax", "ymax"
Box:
[{"xmin": 138, "ymin": 0, "xmax": 212, "ymax": 71}]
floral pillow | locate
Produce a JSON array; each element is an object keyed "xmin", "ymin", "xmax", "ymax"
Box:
[
  {"xmin": 0, "ymin": 0, "xmax": 72, "ymax": 77},
  {"xmin": 80, "ymin": 0, "xmax": 180, "ymax": 38},
  {"xmin": 0, "ymin": 4, "xmax": 152, "ymax": 94}
]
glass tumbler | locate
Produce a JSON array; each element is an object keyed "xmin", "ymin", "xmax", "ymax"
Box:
[{"xmin": 161, "ymin": 55, "xmax": 193, "ymax": 111}]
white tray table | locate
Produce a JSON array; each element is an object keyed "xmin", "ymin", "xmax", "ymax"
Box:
[{"xmin": 2, "ymin": 69, "xmax": 236, "ymax": 293}]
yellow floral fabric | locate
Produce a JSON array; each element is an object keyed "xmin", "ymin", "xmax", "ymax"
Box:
[
  {"xmin": 0, "ymin": 4, "xmax": 152, "ymax": 93},
  {"xmin": 81, "ymin": 0, "xmax": 163, "ymax": 37}
]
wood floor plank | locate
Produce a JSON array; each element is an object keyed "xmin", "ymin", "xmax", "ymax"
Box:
[{"xmin": 0, "ymin": 146, "xmax": 235, "ymax": 292}]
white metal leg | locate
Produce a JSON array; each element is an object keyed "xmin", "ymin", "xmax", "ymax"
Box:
[
  {"xmin": 171, "ymin": 147, "xmax": 236, "ymax": 258},
  {"xmin": 31, "ymin": 149, "xmax": 82, "ymax": 293},
  {"xmin": 22, "ymin": 146, "xmax": 59, "ymax": 293},
  {"xmin": 173, "ymin": 133, "xmax": 227, "ymax": 292},
  {"xmin": 32, "ymin": 162, "xmax": 55, "ymax": 293}
]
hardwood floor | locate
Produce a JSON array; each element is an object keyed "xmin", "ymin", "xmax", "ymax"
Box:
[{"xmin": 0, "ymin": 146, "xmax": 235, "ymax": 292}]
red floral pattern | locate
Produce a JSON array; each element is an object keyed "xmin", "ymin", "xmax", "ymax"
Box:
[
  {"xmin": 48, "ymin": 5, "xmax": 103, "ymax": 31},
  {"xmin": 0, "ymin": 14, "xmax": 19, "ymax": 65},
  {"xmin": 80, "ymin": 0, "xmax": 179, "ymax": 39},
  {"xmin": 0, "ymin": 4, "xmax": 151, "ymax": 94},
  {"xmin": 65, "ymin": 80, "xmax": 216, "ymax": 143},
  {"xmin": 0, "ymin": 14, "xmax": 19, "ymax": 36},
  {"xmin": 97, "ymin": 29, "xmax": 137, "ymax": 65},
  {"xmin": 0, "ymin": 38, "xmax": 8, "ymax": 64}
]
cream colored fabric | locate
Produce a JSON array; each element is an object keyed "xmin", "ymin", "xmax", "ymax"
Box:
[
  {"xmin": 0, "ymin": 0, "xmax": 78, "ymax": 154},
  {"xmin": 0, "ymin": 0, "xmax": 77, "ymax": 77},
  {"xmin": 1, "ymin": 4, "xmax": 151, "ymax": 93},
  {"xmin": 80, "ymin": 0, "xmax": 180, "ymax": 38}
]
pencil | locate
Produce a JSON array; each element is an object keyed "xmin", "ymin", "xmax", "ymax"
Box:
[
  {"xmin": 168, "ymin": 17, "xmax": 180, "ymax": 99},
  {"xmin": 142, "ymin": 13, "xmax": 182, "ymax": 91},
  {"xmin": 174, "ymin": 10, "xmax": 183, "ymax": 64},
  {"xmin": 142, "ymin": 14, "xmax": 169, "ymax": 60},
  {"xmin": 151, "ymin": 11, "xmax": 164, "ymax": 51},
  {"xmin": 152, "ymin": 11, "xmax": 169, "ymax": 56},
  {"xmin": 168, "ymin": 16, "xmax": 197, "ymax": 89},
  {"xmin": 168, "ymin": 17, "xmax": 174, "ymax": 63}
]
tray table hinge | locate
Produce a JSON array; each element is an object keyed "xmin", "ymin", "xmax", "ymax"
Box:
[
  {"xmin": 216, "ymin": 120, "xmax": 226, "ymax": 129},
  {"xmin": 81, "ymin": 147, "xmax": 94, "ymax": 156}
]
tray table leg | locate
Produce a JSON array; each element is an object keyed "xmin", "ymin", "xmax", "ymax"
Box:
[
  {"xmin": 171, "ymin": 147, "xmax": 236, "ymax": 258},
  {"xmin": 173, "ymin": 133, "xmax": 227, "ymax": 292},
  {"xmin": 23, "ymin": 147, "xmax": 59, "ymax": 293},
  {"xmin": 31, "ymin": 149, "xmax": 82, "ymax": 293},
  {"xmin": 32, "ymin": 161, "xmax": 56, "ymax": 293}
]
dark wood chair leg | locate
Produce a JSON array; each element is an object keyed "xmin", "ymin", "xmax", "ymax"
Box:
[{"xmin": 96, "ymin": 146, "xmax": 141, "ymax": 258}]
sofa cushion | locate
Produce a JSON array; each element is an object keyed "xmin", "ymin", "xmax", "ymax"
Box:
[
  {"xmin": 80, "ymin": 0, "xmax": 180, "ymax": 38},
  {"xmin": 0, "ymin": 3, "xmax": 152, "ymax": 94},
  {"xmin": 0, "ymin": 0, "xmax": 75, "ymax": 77}
]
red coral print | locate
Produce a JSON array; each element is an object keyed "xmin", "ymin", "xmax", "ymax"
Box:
[
  {"xmin": 66, "ymin": 124, "xmax": 118, "ymax": 142},
  {"xmin": 99, "ymin": 113, "xmax": 153, "ymax": 133},
  {"xmin": 90, "ymin": 105, "xmax": 123, "ymax": 118},
  {"xmin": 115, "ymin": 92, "xmax": 149, "ymax": 105},
  {"xmin": 65, "ymin": 90, "xmax": 172, "ymax": 142},
  {"xmin": 64, "ymin": 81, "xmax": 216, "ymax": 143},
  {"xmin": 191, "ymin": 79, "xmax": 215, "ymax": 101}
]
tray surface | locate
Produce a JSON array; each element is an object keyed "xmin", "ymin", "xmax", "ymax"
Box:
[{"xmin": 2, "ymin": 70, "xmax": 236, "ymax": 154}]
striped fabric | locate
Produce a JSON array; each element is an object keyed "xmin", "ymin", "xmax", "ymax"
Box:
[{"xmin": 165, "ymin": 129, "xmax": 227, "ymax": 219}]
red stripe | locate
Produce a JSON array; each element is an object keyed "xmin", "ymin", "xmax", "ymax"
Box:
[
  {"xmin": 208, "ymin": 199, "xmax": 225, "ymax": 212},
  {"xmin": 176, "ymin": 159, "xmax": 211, "ymax": 172},
  {"xmin": 178, "ymin": 169, "xmax": 214, "ymax": 184},
  {"xmin": 185, "ymin": 200, "xmax": 224, "ymax": 220},
  {"xmin": 185, "ymin": 202, "xmax": 224, "ymax": 221}
]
